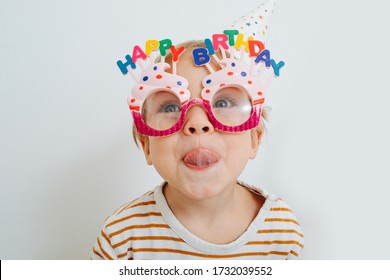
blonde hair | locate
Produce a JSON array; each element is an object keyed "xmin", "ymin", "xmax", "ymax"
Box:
[{"xmin": 131, "ymin": 40, "xmax": 270, "ymax": 147}]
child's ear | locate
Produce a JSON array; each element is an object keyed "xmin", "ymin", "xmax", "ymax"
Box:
[
  {"xmin": 139, "ymin": 137, "xmax": 153, "ymax": 165},
  {"xmin": 250, "ymin": 128, "xmax": 262, "ymax": 159}
]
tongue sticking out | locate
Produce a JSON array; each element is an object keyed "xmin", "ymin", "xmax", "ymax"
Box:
[{"xmin": 183, "ymin": 147, "xmax": 220, "ymax": 168}]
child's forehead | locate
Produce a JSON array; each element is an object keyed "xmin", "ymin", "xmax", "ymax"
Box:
[{"xmin": 175, "ymin": 52, "xmax": 208, "ymax": 97}]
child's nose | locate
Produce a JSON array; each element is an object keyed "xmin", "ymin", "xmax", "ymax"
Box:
[{"xmin": 182, "ymin": 105, "xmax": 214, "ymax": 135}]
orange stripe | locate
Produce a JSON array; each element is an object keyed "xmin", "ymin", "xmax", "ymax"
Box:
[
  {"xmin": 265, "ymin": 218, "xmax": 300, "ymax": 225},
  {"xmin": 117, "ymin": 249, "xmax": 132, "ymax": 259},
  {"xmin": 122, "ymin": 200, "xmax": 156, "ymax": 212},
  {"xmin": 110, "ymin": 201, "xmax": 132, "ymax": 217},
  {"xmin": 129, "ymin": 105, "xmax": 140, "ymax": 111},
  {"xmin": 253, "ymin": 98, "xmax": 265, "ymax": 105},
  {"xmin": 247, "ymin": 240, "xmax": 304, "ymax": 248},
  {"xmin": 97, "ymin": 237, "xmax": 113, "ymax": 260},
  {"xmin": 270, "ymin": 207, "xmax": 292, "ymax": 212},
  {"xmin": 118, "ymin": 248, "xmax": 133, "ymax": 260},
  {"xmin": 92, "ymin": 246, "xmax": 104, "ymax": 259},
  {"xmin": 101, "ymin": 230, "xmax": 112, "ymax": 246},
  {"xmin": 117, "ymin": 247, "xmax": 137, "ymax": 260},
  {"xmin": 116, "ymin": 192, "xmax": 155, "ymax": 215},
  {"xmin": 289, "ymin": 250, "xmax": 299, "ymax": 257},
  {"xmin": 129, "ymin": 201, "xmax": 156, "ymax": 208},
  {"xmin": 106, "ymin": 212, "xmax": 162, "ymax": 228},
  {"xmin": 137, "ymin": 190, "xmax": 154, "ymax": 199},
  {"xmin": 258, "ymin": 229, "xmax": 304, "ymax": 238},
  {"xmin": 132, "ymin": 248, "xmax": 288, "ymax": 258},
  {"xmin": 109, "ymin": 223, "xmax": 170, "ymax": 238},
  {"xmin": 113, "ymin": 236, "xmax": 184, "ymax": 249}
]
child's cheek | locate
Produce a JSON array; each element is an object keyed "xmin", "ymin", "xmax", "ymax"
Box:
[{"xmin": 149, "ymin": 137, "xmax": 178, "ymax": 161}]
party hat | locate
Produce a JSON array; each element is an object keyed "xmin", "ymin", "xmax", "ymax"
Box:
[{"xmin": 230, "ymin": 0, "xmax": 276, "ymax": 44}]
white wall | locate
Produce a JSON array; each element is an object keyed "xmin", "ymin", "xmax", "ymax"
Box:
[{"xmin": 1, "ymin": 0, "xmax": 389, "ymax": 259}]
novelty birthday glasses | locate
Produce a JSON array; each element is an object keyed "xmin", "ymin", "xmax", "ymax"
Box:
[
  {"xmin": 117, "ymin": 31, "xmax": 285, "ymax": 136},
  {"xmin": 140, "ymin": 83, "xmax": 254, "ymax": 134}
]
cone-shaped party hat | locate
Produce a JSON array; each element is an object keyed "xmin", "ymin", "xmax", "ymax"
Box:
[{"xmin": 230, "ymin": 0, "xmax": 276, "ymax": 43}]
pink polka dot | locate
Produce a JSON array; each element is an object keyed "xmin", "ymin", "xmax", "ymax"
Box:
[{"xmin": 166, "ymin": 86, "xmax": 171, "ymax": 89}]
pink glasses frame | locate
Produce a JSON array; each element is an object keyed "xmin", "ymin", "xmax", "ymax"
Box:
[{"xmin": 132, "ymin": 97, "xmax": 262, "ymax": 137}]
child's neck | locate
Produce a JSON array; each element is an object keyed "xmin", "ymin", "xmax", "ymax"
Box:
[{"xmin": 163, "ymin": 182, "xmax": 264, "ymax": 244}]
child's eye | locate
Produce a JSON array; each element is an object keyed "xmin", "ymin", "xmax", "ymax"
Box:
[
  {"xmin": 213, "ymin": 99, "xmax": 231, "ymax": 108},
  {"xmin": 160, "ymin": 104, "xmax": 181, "ymax": 113}
]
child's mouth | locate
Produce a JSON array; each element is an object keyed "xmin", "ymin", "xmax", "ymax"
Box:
[{"xmin": 183, "ymin": 147, "xmax": 220, "ymax": 169}]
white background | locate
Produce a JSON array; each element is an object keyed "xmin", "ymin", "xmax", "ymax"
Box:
[{"xmin": 1, "ymin": 0, "xmax": 389, "ymax": 259}]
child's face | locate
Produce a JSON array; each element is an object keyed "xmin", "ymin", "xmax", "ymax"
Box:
[{"xmin": 140, "ymin": 50, "xmax": 261, "ymax": 200}]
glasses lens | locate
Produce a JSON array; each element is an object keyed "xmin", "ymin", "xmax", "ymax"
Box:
[
  {"xmin": 142, "ymin": 91, "xmax": 182, "ymax": 131},
  {"xmin": 211, "ymin": 86, "xmax": 252, "ymax": 126}
]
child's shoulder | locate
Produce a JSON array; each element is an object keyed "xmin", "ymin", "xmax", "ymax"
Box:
[
  {"xmin": 238, "ymin": 180, "xmax": 301, "ymax": 220},
  {"xmin": 238, "ymin": 180, "xmax": 278, "ymax": 202},
  {"xmin": 239, "ymin": 181, "xmax": 304, "ymax": 255},
  {"xmin": 103, "ymin": 183, "xmax": 163, "ymax": 226}
]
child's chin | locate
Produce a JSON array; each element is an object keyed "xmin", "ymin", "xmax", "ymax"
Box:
[
  {"xmin": 183, "ymin": 185, "xmax": 226, "ymax": 201},
  {"xmin": 177, "ymin": 177, "xmax": 232, "ymax": 201}
]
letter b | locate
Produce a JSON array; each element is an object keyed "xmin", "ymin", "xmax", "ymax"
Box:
[{"xmin": 192, "ymin": 48, "xmax": 210, "ymax": 66}]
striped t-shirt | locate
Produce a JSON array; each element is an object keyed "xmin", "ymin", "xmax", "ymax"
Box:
[{"xmin": 91, "ymin": 181, "xmax": 304, "ymax": 260}]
